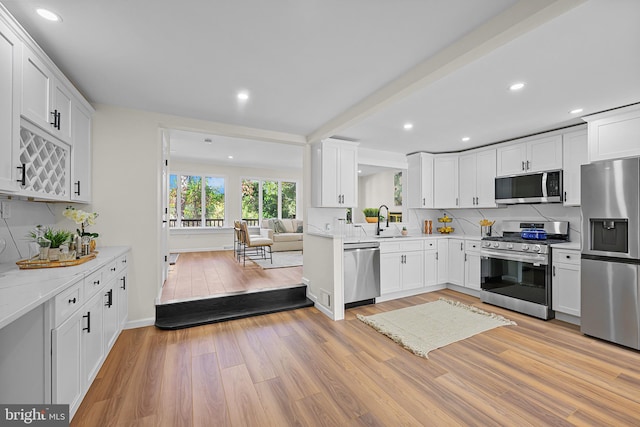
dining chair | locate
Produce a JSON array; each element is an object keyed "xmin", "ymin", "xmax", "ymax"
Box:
[{"xmin": 239, "ymin": 221, "xmax": 273, "ymax": 266}]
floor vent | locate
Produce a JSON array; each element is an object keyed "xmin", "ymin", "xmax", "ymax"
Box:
[{"xmin": 155, "ymin": 284, "xmax": 313, "ymax": 330}]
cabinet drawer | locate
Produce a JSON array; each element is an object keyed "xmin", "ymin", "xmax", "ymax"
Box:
[
  {"xmin": 380, "ymin": 240, "xmax": 423, "ymax": 253},
  {"xmin": 83, "ymin": 268, "xmax": 104, "ymax": 298},
  {"xmin": 54, "ymin": 280, "xmax": 83, "ymax": 326},
  {"xmin": 117, "ymin": 253, "xmax": 129, "ymax": 272},
  {"xmin": 465, "ymin": 240, "xmax": 481, "ymax": 253},
  {"xmin": 552, "ymin": 249, "xmax": 580, "ymax": 265},
  {"xmin": 424, "ymin": 240, "xmax": 437, "ymax": 251},
  {"xmin": 103, "ymin": 259, "xmax": 118, "ymax": 283}
]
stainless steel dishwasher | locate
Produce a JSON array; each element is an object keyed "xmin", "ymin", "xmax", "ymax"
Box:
[{"xmin": 343, "ymin": 241, "xmax": 380, "ymax": 306}]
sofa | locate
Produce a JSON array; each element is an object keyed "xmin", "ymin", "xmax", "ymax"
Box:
[{"xmin": 260, "ymin": 219, "xmax": 303, "ymax": 252}]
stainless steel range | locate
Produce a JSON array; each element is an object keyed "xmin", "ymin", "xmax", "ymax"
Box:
[{"xmin": 480, "ymin": 221, "xmax": 570, "ymax": 319}]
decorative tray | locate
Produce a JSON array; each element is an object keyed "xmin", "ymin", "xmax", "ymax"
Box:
[{"xmin": 16, "ymin": 252, "xmax": 98, "ymax": 270}]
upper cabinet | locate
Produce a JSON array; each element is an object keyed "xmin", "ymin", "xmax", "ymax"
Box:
[
  {"xmin": 0, "ymin": 18, "xmax": 20, "ymax": 193},
  {"xmin": 583, "ymin": 104, "xmax": 640, "ymax": 162},
  {"xmin": 407, "ymin": 152, "xmax": 434, "ymax": 208},
  {"xmin": 458, "ymin": 148, "xmax": 496, "ymax": 208},
  {"xmin": 497, "ymin": 134, "xmax": 562, "ymax": 176},
  {"xmin": 562, "ymin": 128, "xmax": 588, "ymax": 206},
  {"xmin": 0, "ymin": 7, "xmax": 94, "ymax": 202},
  {"xmin": 433, "ymin": 155, "xmax": 459, "ymax": 209},
  {"xmin": 311, "ymin": 139, "xmax": 358, "ymax": 208}
]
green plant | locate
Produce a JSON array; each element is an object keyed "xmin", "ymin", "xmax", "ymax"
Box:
[
  {"xmin": 29, "ymin": 227, "xmax": 73, "ymax": 249},
  {"xmin": 362, "ymin": 208, "xmax": 378, "ymax": 218}
]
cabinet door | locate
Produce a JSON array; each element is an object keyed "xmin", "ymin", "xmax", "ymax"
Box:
[
  {"xmin": 434, "ymin": 155, "xmax": 459, "ymax": 208},
  {"xmin": 0, "ymin": 21, "xmax": 19, "ymax": 192},
  {"xmin": 497, "ymin": 142, "xmax": 526, "ymax": 176},
  {"xmin": 52, "ymin": 310, "xmax": 83, "ymax": 413},
  {"xmin": 458, "ymin": 153, "xmax": 477, "ymax": 208},
  {"xmin": 118, "ymin": 271, "xmax": 128, "ymax": 328},
  {"xmin": 22, "ymin": 47, "xmax": 54, "ymax": 131},
  {"xmin": 527, "ymin": 135, "xmax": 562, "ymax": 172},
  {"xmin": 475, "ymin": 149, "xmax": 497, "ymax": 208},
  {"xmin": 52, "ymin": 81, "xmax": 73, "ymax": 143},
  {"xmin": 424, "ymin": 250, "xmax": 437, "ymax": 287},
  {"xmin": 447, "ymin": 239, "xmax": 465, "ymax": 286},
  {"xmin": 320, "ymin": 142, "xmax": 340, "ymax": 206},
  {"xmin": 437, "ymin": 239, "xmax": 448, "ymax": 284},
  {"xmin": 407, "ymin": 153, "xmax": 433, "ymax": 208},
  {"xmin": 464, "ymin": 252, "xmax": 481, "ymax": 290},
  {"xmin": 339, "ymin": 143, "xmax": 358, "ymax": 207},
  {"xmin": 70, "ymin": 103, "xmax": 92, "ymax": 202},
  {"xmin": 380, "ymin": 253, "xmax": 402, "ymax": 294},
  {"xmin": 103, "ymin": 284, "xmax": 118, "ymax": 352},
  {"xmin": 552, "ymin": 263, "xmax": 581, "ymax": 316},
  {"xmin": 82, "ymin": 292, "xmax": 104, "ymax": 388},
  {"xmin": 402, "ymin": 251, "xmax": 424, "ymax": 290},
  {"xmin": 562, "ymin": 130, "xmax": 587, "ymax": 206}
]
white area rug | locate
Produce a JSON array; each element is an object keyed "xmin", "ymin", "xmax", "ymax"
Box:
[
  {"xmin": 249, "ymin": 250, "xmax": 303, "ymax": 269},
  {"xmin": 357, "ymin": 298, "xmax": 516, "ymax": 358}
]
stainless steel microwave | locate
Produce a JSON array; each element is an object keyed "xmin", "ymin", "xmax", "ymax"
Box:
[{"xmin": 495, "ymin": 170, "xmax": 563, "ymax": 204}]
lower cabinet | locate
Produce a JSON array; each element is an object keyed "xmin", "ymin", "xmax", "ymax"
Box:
[
  {"xmin": 424, "ymin": 240, "xmax": 438, "ymax": 287},
  {"xmin": 448, "ymin": 238, "xmax": 465, "ymax": 286},
  {"xmin": 436, "ymin": 239, "xmax": 449, "ymax": 284},
  {"xmin": 552, "ymin": 249, "xmax": 581, "ymax": 317},
  {"xmin": 464, "ymin": 240, "xmax": 482, "ymax": 291},
  {"xmin": 380, "ymin": 240, "xmax": 424, "ymax": 295},
  {"xmin": 51, "ymin": 250, "xmax": 129, "ymax": 418}
]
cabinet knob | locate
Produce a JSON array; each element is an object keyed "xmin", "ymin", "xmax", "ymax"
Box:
[
  {"xmin": 68, "ymin": 297, "xmax": 76, "ymax": 304},
  {"xmin": 93, "ymin": 280, "xmax": 100, "ymax": 285},
  {"xmin": 111, "ymin": 267, "xmax": 116, "ymax": 272}
]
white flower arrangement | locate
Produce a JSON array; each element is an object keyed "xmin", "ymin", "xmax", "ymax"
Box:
[{"xmin": 63, "ymin": 206, "xmax": 99, "ymax": 238}]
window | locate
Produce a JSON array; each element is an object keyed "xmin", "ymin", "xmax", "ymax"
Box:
[
  {"xmin": 169, "ymin": 174, "xmax": 225, "ymax": 227},
  {"xmin": 241, "ymin": 178, "xmax": 298, "ymax": 224}
]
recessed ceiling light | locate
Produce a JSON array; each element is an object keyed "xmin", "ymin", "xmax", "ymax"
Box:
[
  {"xmin": 509, "ymin": 82, "xmax": 525, "ymax": 91},
  {"xmin": 227, "ymin": 155, "xmax": 233, "ymax": 159},
  {"xmin": 403, "ymin": 123, "xmax": 413, "ymax": 130},
  {"xmin": 36, "ymin": 8, "xmax": 61, "ymax": 22},
  {"xmin": 461, "ymin": 137, "xmax": 470, "ymax": 142},
  {"xmin": 237, "ymin": 91, "xmax": 249, "ymax": 101},
  {"xmin": 358, "ymin": 170, "xmax": 362, "ymax": 174},
  {"xmin": 569, "ymin": 108, "xmax": 584, "ymax": 114}
]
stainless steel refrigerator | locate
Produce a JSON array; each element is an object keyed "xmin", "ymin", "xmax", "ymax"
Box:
[{"xmin": 581, "ymin": 157, "xmax": 640, "ymax": 349}]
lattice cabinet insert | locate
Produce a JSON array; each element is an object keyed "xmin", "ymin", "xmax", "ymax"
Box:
[{"xmin": 19, "ymin": 122, "xmax": 70, "ymax": 198}]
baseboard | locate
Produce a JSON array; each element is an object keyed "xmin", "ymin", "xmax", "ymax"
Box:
[
  {"xmin": 124, "ymin": 317, "xmax": 155, "ymax": 329},
  {"xmin": 375, "ymin": 284, "xmax": 446, "ymax": 303},
  {"xmin": 314, "ymin": 301, "xmax": 334, "ymax": 319},
  {"xmin": 170, "ymin": 247, "xmax": 229, "ymax": 253},
  {"xmin": 445, "ymin": 283, "xmax": 480, "ymax": 298},
  {"xmin": 554, "ymin": 311, "xmax": 580, "ymax": 326}
]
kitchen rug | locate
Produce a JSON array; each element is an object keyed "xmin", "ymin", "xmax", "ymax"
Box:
[
  {"xmin": 249, "ymin": 250, "xmax": 303, "ymax": 269},
  {"xmin": 357, "ymin": 298, "xmax": 516, "ymax": 358}
]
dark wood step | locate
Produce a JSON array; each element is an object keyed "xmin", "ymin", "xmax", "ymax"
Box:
[{"xmin": 155, "ymin": 284, "xmax": 314, "ymax": 330}]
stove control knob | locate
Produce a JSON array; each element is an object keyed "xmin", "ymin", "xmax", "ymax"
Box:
[
  {"xmin": 506, "ymin": 243, "xmax": 514, "ymax": 249},
  {"xmin": 522, "ymin": 244, "xmax": 530, "ymax": 251},
  {"xmin": 482, "ymin": 241, "xmax": 491, "ymax": 248},
  {"xmin": 492, "ymin": 242, "xmax": 500, "ymax": 248},
  {"xmin": 532, "ymin": 245, "xmax": 541, "ymax": 252}
]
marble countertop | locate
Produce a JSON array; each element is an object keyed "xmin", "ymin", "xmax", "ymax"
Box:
[{"xmin": 0, "ymin": 246, "xmax": 129, "ymax": 330}]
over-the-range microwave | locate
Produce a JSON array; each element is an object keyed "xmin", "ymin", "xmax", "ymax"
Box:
[{"xmin": 495, "ymin": 170, "xmax": 563, "ymax": 204}]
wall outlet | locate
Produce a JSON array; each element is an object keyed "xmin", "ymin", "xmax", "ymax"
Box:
[{"xmin": 0, "ymin": 201, "xmax": 10, "ymax": 219}]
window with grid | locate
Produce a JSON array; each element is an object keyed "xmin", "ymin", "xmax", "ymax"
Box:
[
  {"xmin": 241, "ymin": 179, "xmax": 298, "ymax": 225},
  {"xmin": 169, "ymin": 174, "xmax": 226, "ymax": 228}
]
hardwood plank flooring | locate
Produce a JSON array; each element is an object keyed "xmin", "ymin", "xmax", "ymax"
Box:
[
  {"xmin": 160, "ymin": 251, "xmax": 303, "ymax": 304},
  {"xmin": 73, "ymin": 289, "xmax": 640, "ymax": 426}
]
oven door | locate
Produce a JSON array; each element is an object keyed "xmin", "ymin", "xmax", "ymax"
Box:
[{"xmin": 481, "ymin": 249, "xmax": 550, "ymax": 306}]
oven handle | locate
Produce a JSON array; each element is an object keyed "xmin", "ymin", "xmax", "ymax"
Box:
[{"xmin": 481, "ymin": 249, "xmax": 548, "ymax": 265}]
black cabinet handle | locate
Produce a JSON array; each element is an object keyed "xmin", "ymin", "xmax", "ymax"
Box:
[
  {"xmin": 83, "ymin": 312, "xmax": 91, "ymax": 333},
  {"xmin": 68, "ymin": 297, "xmax": 76, "ymax": 304},
  {"xmin": 16, "ymin": 163, "xmax": 25, "ymax": 185},
  {"xmin": 111, "ymin": 267, "xmax": 116, "ymax": 272},
  {"xmin": 56, "ymin": 111, "xmax": 61, "ymax": 130},
  {"xmin": 93, "ymin": 280, "xmax": 100, "ymax": 285},
  {"xmin": 50, "ymin": 110, "xmax": 60, "ymax": 130},
  {"xmin": 74, "ymin": 181, "xmax": 81, "ymax": 196},
  {"xmin": 120, "ymin": 276, "xmax": 126, "ymax": 290},
  {"xmin": 105, "ymin": 289, "xmax": 113, "ymax": 307}
]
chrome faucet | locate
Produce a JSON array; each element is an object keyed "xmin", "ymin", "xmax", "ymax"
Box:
[{"xmin": 377, "ymin": 204, "xmax": 389, "ymax": 235}]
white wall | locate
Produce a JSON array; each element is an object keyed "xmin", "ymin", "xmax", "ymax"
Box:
[{"xmin": 169, "ymin": 159, "xmax": 302, "ymax": 252}]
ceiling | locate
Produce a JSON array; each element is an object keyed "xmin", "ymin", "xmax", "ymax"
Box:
[{"xmin": 3, "ymin": 0, "xmax": 639, "ymax": 167}]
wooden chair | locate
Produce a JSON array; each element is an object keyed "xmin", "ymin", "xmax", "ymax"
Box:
[
  {"xmin": 233, "ymin": 220, "xmax": 245, "ymax": 262},
  {"xmin": 239, "ymin": 221, "xmax": 273, "ymax": 266}
]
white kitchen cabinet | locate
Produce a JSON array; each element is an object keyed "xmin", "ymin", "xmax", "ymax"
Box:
[
  {"xmin": 52, "ymin": 303, "xmax": 84, "ymax": 415},
  {"xmin": 103, "ymin": 282, "xmax": 118, "ymax": 353},
  {"xmin": 380, "ymin": 240, "xmax": 423, "ymax": 295},
  {"xmin": 81, "ymin": 291, "xmax": 104, "ymax": 390},
  {"xmin": 423, "ymin": 240, "xmax": 438, "ymax": 287},
  {"xmin": 436, "ymin": 239, "xmax": 448, "ymax": 284},
  {"xmin": 311, "ymin": 139, "xmax": 358, "ymax": 207},
  {"xmin": 0, "ymin": 18, "xmax": 20, "ymax": 193},
  {"xmin": 552, "ymin": 249, "xmax": 581, "ymax": 317},
  {"xmin": 497, "ymin": 135, "xmax": 562, "ymax": 176},
  {"xmin": 447, "ymin": 238, "xmax": 465, "ymax": 286},
  {"xmin": 70, "ymin": 102, "xmax": 92, "ymax": 202},
  {"xmin": 464, "ymin": 240, "xmax": 482, "ymax": 291},
  {"xmin": 562, "ymin": 129, "xmax": 588, "ymax": 206},
  {"xmin": 116, "ymin": 252, "xmax": 129, "ymax": 328},
  {"xmin": 434, "ymin": 155, "xmax": 459, "ymax": 208},
  {"xmin": 459, "ymin": 149, "xmax": 497, "ymax": 208},
  {"xmin": 407, "ymin": 152, "xmax": 434, "ymax": 208},
  {"xmin": 584, "ymin": 104, "xmax": 640, "ymax": 162}
]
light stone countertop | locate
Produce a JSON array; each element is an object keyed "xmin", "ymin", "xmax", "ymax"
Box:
[{"xmin": 0, "ymin": 246, "xmax": 129, "ymax": 330}]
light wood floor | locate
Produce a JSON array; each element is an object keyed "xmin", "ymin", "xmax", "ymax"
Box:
[
  {"xmin": 160, "ymin": 251, "xmax": 303, "ymax": 304},
  {"xmin": 73, "ymin": 289, "xmax": 640, "ymax": 426}
]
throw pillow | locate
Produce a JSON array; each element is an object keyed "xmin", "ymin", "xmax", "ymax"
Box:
[
  {"xmin": 273, "ymin": 219, "xmax": 287, "ymax": 233},
  {"xmin": 296, "ymin": 224, "xmax": 303, "ymax": 233}
]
